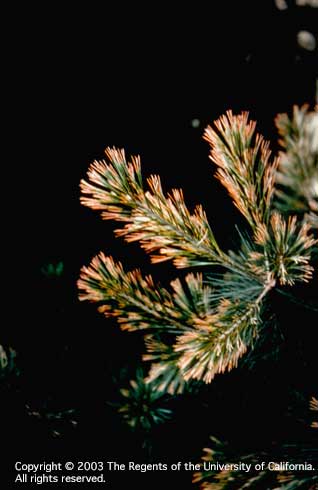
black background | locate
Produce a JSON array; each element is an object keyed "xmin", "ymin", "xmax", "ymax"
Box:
[{"xmin": 3, "ymin": 2, "xmax": 318, "ymax": 488}]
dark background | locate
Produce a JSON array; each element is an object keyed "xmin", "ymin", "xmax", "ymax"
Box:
[{"xmin": 3, "ymin": 2, "xmax": 318, "ymax": 488}]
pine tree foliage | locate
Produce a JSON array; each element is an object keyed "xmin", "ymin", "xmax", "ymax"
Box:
[
  {"xmin": 193, "ymin": 395, "xmax": 318, "ymax": 490},
  {"xmin": 115, "ymin": 369, "xmax": 172, "ymax": 431},
  {"xmin": 204, "ymin": 110, "xmax": 279, "ymax": 229},
  {"xmin": 274, "ymin": 105, "xmax": 318, "ymax": 228},
  {"xmin": 0, "ymin": 345, "xmax": 18, "ymax": 380},
  {"xmin": 78, "ymin": 254, "xmax": 213, "ymax": 335},
  {"xmin": 310, "ymin": 396, "xmax": 318, "ymax": 429},
  {"xmin": 80, "ymin": 149, "xmax": 223, "ymax": 268},
  {"xmin": 78, "ymin": 107, "xmax": 317, "ymax": 393}
]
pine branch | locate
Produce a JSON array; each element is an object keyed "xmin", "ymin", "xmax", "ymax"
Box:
[
  {"xmin": 116, "ymin": 369, "xmax": 172, "ymax": 431},
  {"xmin": 78, "ymin": 107, "xmax": 318, "ymax": 392},
  {"xmin": 194, "ymin": 439, "xmax": 318, "ymax": 490},
  {"xmin": 274, "ymin": 105, "xmax": 318, "ymax": 228},
  {"xmin": 80, "ymin": 148, "xmax": 223, "ymax": 268},
  {"xmin": 78, "ymin": 254, "xmax": 276, "ymax": 389},
  {"xmin": 175, "ymin": 277, "xmax": 275, "ymax": 383},
  {"xmin": 78, "ymin": 254, "xmax": 215, "ymax": 334},
  {"xmin": 143, "ymin": 336, "xmax": 188, "ymax": 395},
  {"xmin": 309, "ymin": 396, "xmax": 318, "ymax": 429},
  {"xmin": 203, "ymin": 111, "xmax": 316, "ymax": 283},
  {"xmin": 251, "ymin": 213, "xmax": 316, "ymax": 285},
  {"xmin": 194, "ymin": 394, "xmax": 318, "ymax": 490},
  {"xmin": 0, "ymin": 345, "xmax": 18, "ymax": 380},
  {"xmin": 204, "ymin": 111, "xmax": 279, "ymax": 229}
]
